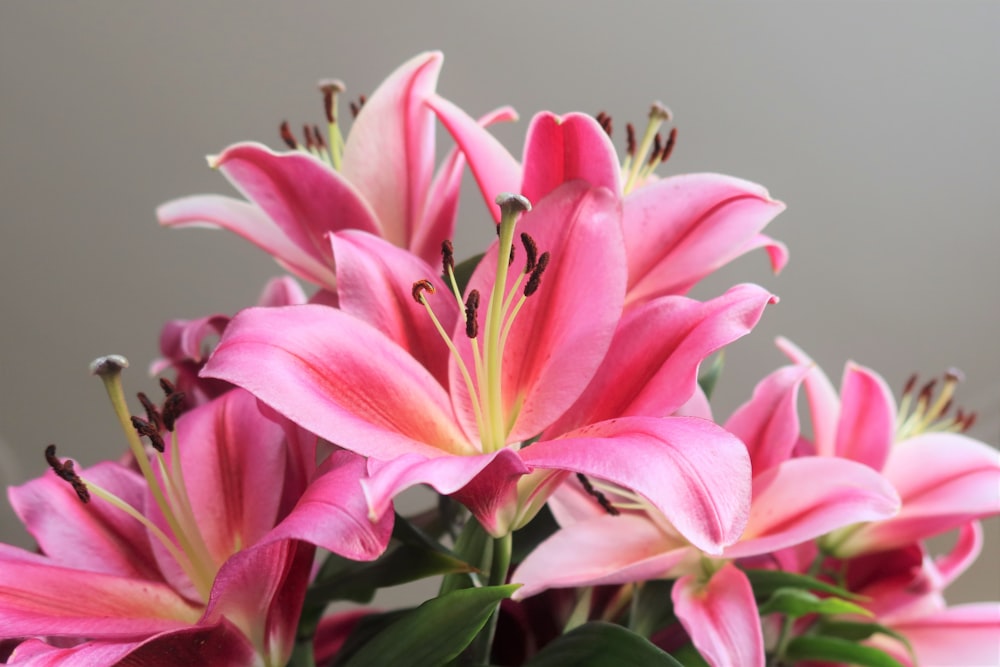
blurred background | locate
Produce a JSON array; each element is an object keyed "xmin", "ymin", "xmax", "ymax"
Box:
[{"xmin": 1, "ymin": 2, "xmax": 997, "ymax": 604}]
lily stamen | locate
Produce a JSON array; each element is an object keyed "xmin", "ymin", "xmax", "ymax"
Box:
[{"xmin": 895, "ymin": 369, "xmax": 973, "ymax": 439}]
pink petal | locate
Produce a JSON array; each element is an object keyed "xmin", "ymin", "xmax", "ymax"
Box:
[
  {"xmin": 455, "ymin": 182, "xmax": 625, "ymax": 441},
  {"xmin": 341, "ymin": 51, "xmax": 441, "ymax": 248},
  {"xmin": 882, "ymin": 603, "xmax": 1000, "ymax": 667},
  {"xmin": 203, "ymin": 304, "xmax": 476, "ymax": 459},
  {"xmin": 520, "ymin": 112, "xmax": 622, "ymax": 204},
  {"xmin": 265, "ymin": 451, "xmax": 394, "ymax": 561},
  {"xmin": 724, "ymin": 364, "xmax": 810, "ymax": 474},
  {"xmin": 725, "ymin": 456, "xmax": 900, "ymax": 559},
  {"xmin": 622, "ymin": 173, "xmax": 786, "ymax": 305},
  {"xmin": 0, "ymin": 556, "xmax": 200, "ymax": 639},
  {"xmin": 427, "ymin": 93, "xmax": 522, "ymax": 223},
  {"xmin": 412, "ymin": 105, "xmax": 518, "ymax": 264},
  {"xmin": 933, "ymin": 520, "xmax": 982, "ymax": 587},
  {"xmin": 835, "ymin": 362, "xmax": 896, "ymax": 469},
  {"xmin": 331, "ymin": 230, "xmax": 456, "ymax": 386},
  {"xmin": 549, "ymin": 284, "xmax": 775, "ymax": 435},
  {"xmin": 839, "ymin": 433, "xmax": 1000, "ymax": 554},
  {"xmin": 510, "ymin": 514, "xmax": 691, "ymax": 600},
  {"xmin": 255, "ymin": 275, "xmax": 307, "ymax": 307},
  {"xmin": 775, "ymin": 337, "xmax": 842, "ymax": 457},
  {"xmin": 522, "ymin": 416, "xmax": 752, "ymax": 555},
  {"xmin": 363, "ymin": 448, "xmax": 531, "ymax": 537},
  {"xmin": 158, "ymin": 194, "xmax": 338, "ymax": 287},
  {"xmin": 672, "ymin": 563, "xmax": 764, "ymax": 667},
  {"xmin": 8, "ymin": 462, "xmax": 161, "ymax": 580}
]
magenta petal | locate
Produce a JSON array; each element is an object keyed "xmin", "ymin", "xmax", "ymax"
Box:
[
  {"xmin": 520, "ymin": 112, "xmax": 622, "ymax": 204},
  {"xmin": 725, "ymin": 456, "xmax": 900, "ymax": 559},
  {"xmin": 266, "ymin": 451, "xmax": 393, "ymax": 561},
  {"xmin": 256, "ymin": 275, "xmax": 307, "ymax": 307},
  {"xmin": 933, "ymin": 520, "xmax": 982, "ymax": 587},
  {"xmin": 427, "ymin": 93, "xmax": 522, "ymax": 223},
  {"xmin": 622, "ymin": 173, "xmax": 786, "ymax": 304},
  {"xmin": 522, "ymin": 417, "xmax": 751, "ymax": 555},
  {"xmin": 775, "ymin": 337, "xmax": 842, "ymax": 457},
  {"xmin": 331, "ymin": 230, "xmax": 456, "ymax": 386},
  {"xmin": 455, "ymin": 182, "xmax": 625, "ymax": 441},
  {"xmin": 341, "ymin": 51, "xmax": 441, "ymax": 248},
  {"xmin": 724, "ymin": 364, "xmax": 810, "ymax": 474},
  {"xmin": 511, "ymin": 514, "xmax": 690, "ymax": 600},
  {"xmin": 672, "ymin": 563, "xmax": 765, "ymax": 667},
  {"xmin": 204, "ymin": 304, "xmax": 475, "ymax": 459},
  {"xmin": 158, "ymin": 194, "xmax": 338, "ymax": 287},
  {"xmin": 549, "ymin": 284, "xmax": 774, "ymax": 435},
  {"xmin": 363, "ymin": 449, "xmax": 530, "ymax": 537},
  {"xmin": 835, "ymin": 362, "xmax": 896, "ymax": 469}
]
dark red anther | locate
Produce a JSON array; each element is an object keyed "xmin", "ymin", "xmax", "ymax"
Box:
[
  {"xmin": 349, "ymin": 94, "xmax": 367, "ymax": 118},
  {"xmin": 45, "ymin": 444, "xmax": 90, "ymax": 503},
  {"xmin": 279, "ymin": 121, "xmax": 298, "ymax": 150},
  {"xmin": 649, "ymin": 132, "xmax": 663, "ymax": 166},
  {"xmin": 159, "ymin": 377, "xmax": 177, "ymax": 397},
  {"xmin": 442, "ymin": 240, "xmax": 455, "ymax": 275},
  {"xmin": 411, "ymin": 279, "xmax": 435, "ymax": 304},
  {"xmin": 962, "ymin": 412, "xmax": 977, "ymax": 431},
  {"xmin": 626, "ymin": 123, "xmax": 636, "ymax": 157},
  {"xmin": 524, "ymin": 252, "xmax": 550, "ymax": 297},
  {"xmin": 137, "ymin": 392, "xmax": 164, "ymax": 433},
  {"xmin": 938, "ymin": 398, "xmax": 953, "ymax": 418},
  {"xmin": 303, "ymin": 124, "xmax": 316, "ymax": 150},
  {"xmin": 161, "ymin": 391, "xmax": 185, "ymax": 432},
  {"xmin": 312, "ymin": 125, "xmax": 327, "ymax": 151},
  {"xmin": 902, "ymin": 373, "xmax": 918, "ymax": 397},
  {"xmin": 595, "ymin": 111, "xmax": 612, "ymax": 138},
  {"xmin": 131, "ymin": 416, "xmax": 165, "ymax": 453},
  {"xmin": 465, "ymin": 289, "xmax": 480, "ymax": 339},
  {"xmin": 521, "ymin": 233, "xmax": 538, "ymax": 273},
  {"xmin": 576, "ymin": 473, "xmax": 619, "ymax": 516},
  {"xmin": 660, "ymin": 127, "xmax": 678, "ymax": 163},
  {"xmin": 918, "ymin": 379, "xmax": 937, "ymax": 404}
]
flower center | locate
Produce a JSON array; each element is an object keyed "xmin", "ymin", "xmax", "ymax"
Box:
[
  {"xmin": 278, "ymin": 78, "xmax": 367, "ymax": 171},
  {"xmin": 413, "ymin": 193, "xmax": 551, "ymax": 454},
  {"xmin": 895, "ymin": 368, "xmax": 976, "ymax": 440},
  {"xmin": 46, "ymin": 356, "xmax": 218, "ymax": 602},
  {"xmin": 596, "ymin": 102, "xmax": 677, "ymax": 195}
]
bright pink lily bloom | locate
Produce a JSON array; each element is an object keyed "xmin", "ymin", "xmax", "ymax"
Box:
[
  {"xmin": 150, "ymin": 276, "xmax": 307, "ymax": 407},
  {"xmin": 511, "ymin": 362, "xmax": 900, "ymax": 667},
  {"xmin": 202, "ymin": 181, "xmax": 773, "ymax": 553},
  {"xmin": 158, "ymin": 51, "xmax": 516, "ymax": 288},
  {"xmin": 0, "ymin": 383, "xmax": 390, "ymax": 666},
  {"xmin": 427, "ymin": 95, "xmax": 787, "ymax": 307},
  {"xmin": 774, "ymin": 337, "xmax": 1000, "ymax": 557}
]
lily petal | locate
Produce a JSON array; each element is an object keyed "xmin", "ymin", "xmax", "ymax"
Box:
[
  {"xmin": 622, "ymin": 173, "xmax": 786, "ymax": 305},
  {"xmin": 522, "ymin": 416, "xmax": 752, "ymax": 555},
  {"xmin": 877, "ymin": 603, "xmax": 1000, "ymax": 667},
  {"xmin": 672, "ymin": 563, "xmax": 764, "ymax": 667},
  {"xmin": 835, "ymin": 362, "xmax": 896, "ymax": 469},
  {"xmin": 520, "ymin": 112, "xmax": 621, "ymax": 204},
  {"xmin": 341, "ymin": 51, "xmax": 441, "ymax": 248},
  {"xmin": 775, "ymin": 337, "xmax": 841, "ymax": 457},
  {"xmin": 203, "ymin": 304, "xmax": 475, "ymax": 459}
]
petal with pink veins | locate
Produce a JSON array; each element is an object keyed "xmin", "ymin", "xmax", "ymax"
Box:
[
  {"xmin": 878, "ymin": 603, "xmax": 1000, "ymax": 667},
  {"xmin": 522, "ymin": 416, "xmax": 751, "ymax": 555},
  {"xmin": 622, "ymin": 173, "xmax": 786, "ymax": 305},
  {"xmin": 775, "ymin": 337, "xmax": 842, "ymax": 457},
  {"xmin": 672, "ymin": 563, "xmax": 765, "ymax": 667},
  {"xmin": 834, "ymin": 362, "xmax": 896, "ymax": 469}
]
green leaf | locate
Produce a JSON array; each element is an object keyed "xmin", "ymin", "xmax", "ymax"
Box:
[
  {"xmin": 757, "ymin": 587, "xmax": 872, "ymax": 619},
  {"xmin": 668, "ymin": 643, "xmax": 711, "ymax": 667},
  {"xmin": 697, "ymin": 351, "xmax": 725, "ymax": 401},
  {"xmin": 451, "ymin": 252, "xmax": 485, "ymax": 294},
  {"xmin": 629, "ymin": 580, "xmax": 677, "ymax": 639},
  {"xmin": 331, "ymin": 609, "xmax": 411, "ymax": 667},
  {"xmin": 511, "ymin": 503, "xmax": 560, "ymax": 563},
  {"xmin": 784, "ymin": 636, "xmax": 907, "ymax": 667},
  {"xmin": 440, "ymin": 517, "xmax": 492, "ymax": 595},
  {"xmin": 336, "ymin": 584, "xmax": 519, "ymax": 667},
  {"xmin": 744, "ymin": 568, "xmax": 866, "ymax": 602},
  {"xmin": 523, "ymin": 622, "xmax": 683, "ymax": 667},
  {"xmin": 816, "ymin": 620, "xmax": 918, "ymax": 666}
]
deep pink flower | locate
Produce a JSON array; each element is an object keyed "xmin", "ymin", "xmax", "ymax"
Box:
[
  {"xmin": 202, "ymin": 181, "xmax": 772, "ymax": 554},
  {"xmin": 428, "ymin": 97, "xmax": 787, "ymax": 307},
  {"xmin": 0, "ymin": 378, "xmax": 390, "ymax": 666},
  {"xmin": 158, "ymin": 52, "xmax": 515, "ymax": 288}
]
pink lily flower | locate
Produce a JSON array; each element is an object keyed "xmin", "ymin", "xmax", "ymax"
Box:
[
  {"xmin": 202, "ymin": 181, "xmax": 771, "ymax": 554},
  {"xmin": 511, "ymin": 362, "xmax": 900, "ymax": 667},
  {"xmin": 774, "ymin": 337, "xmax": 1000, "ymax": 557},
  {"xmin": 427, "ymin": 95, "xmax": 788, "ymax": 307},
  {"xmin": 158, "ymin": 51, "xmax": 516, "ymax": 288},
  {"xmin": 0, "ymin": 366, "xmax": 390, "ymax": 666},
  {"xmin": 150, "ymin": 275, "xmax": 307, "ymax": 407}
]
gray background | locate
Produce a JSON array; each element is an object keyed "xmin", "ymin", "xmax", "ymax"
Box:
[{"xmin": 1, "ymin": 2, "xmax": 997, "ymax": 605}]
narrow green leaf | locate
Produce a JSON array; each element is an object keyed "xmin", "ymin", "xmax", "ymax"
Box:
[
  {"xmin": 511, "ymin": 503, "xmax": 559, "ymax": 563},
  {"xmin": 331, "ymin": 609, "xmax": 411, "ymax": 667},
  {"xmin": 440, "ymin": 517, "xmax": 492, "ymax": 595},
  {"xmin": 744, "ymin": 568, "xmax": 866, "ymax": 601},
  {"xmin": 668, "ymin": 644, "xmax": 711, "ymax": 667},
  {"xmin": 697, "ymin": 351, "xmax": 725, "ymax": 401},
  {"xmin": 337, "ymin": 584, "xmax": 519, "ymax": 667},
  {"xmin": 630, "ymin": 580, "xmax": 677, "ymax": 639},
  {"xmin": 784, "ymin": 636, "xmax": 907, "ymax": 667},
  {"xmin": 757, "ymin": 587, "xmax": 872, "ymax": 619},
  {"xmin": 523, "ymin": 622, "xmax": 683, "ymax": 667},
  {"xmin": 816, "ymin": 620, "xmax": 918, "ymax": 666}
]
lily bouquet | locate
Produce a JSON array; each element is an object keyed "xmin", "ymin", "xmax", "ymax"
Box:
[{"xmin": 1, "ymin": 53, "xmax": 998, "ymax": 667}]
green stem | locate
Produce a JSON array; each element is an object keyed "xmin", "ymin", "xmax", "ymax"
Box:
[{"xmin": 469, "ymin": 532, "xmax": 512, "ymax": 665}]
